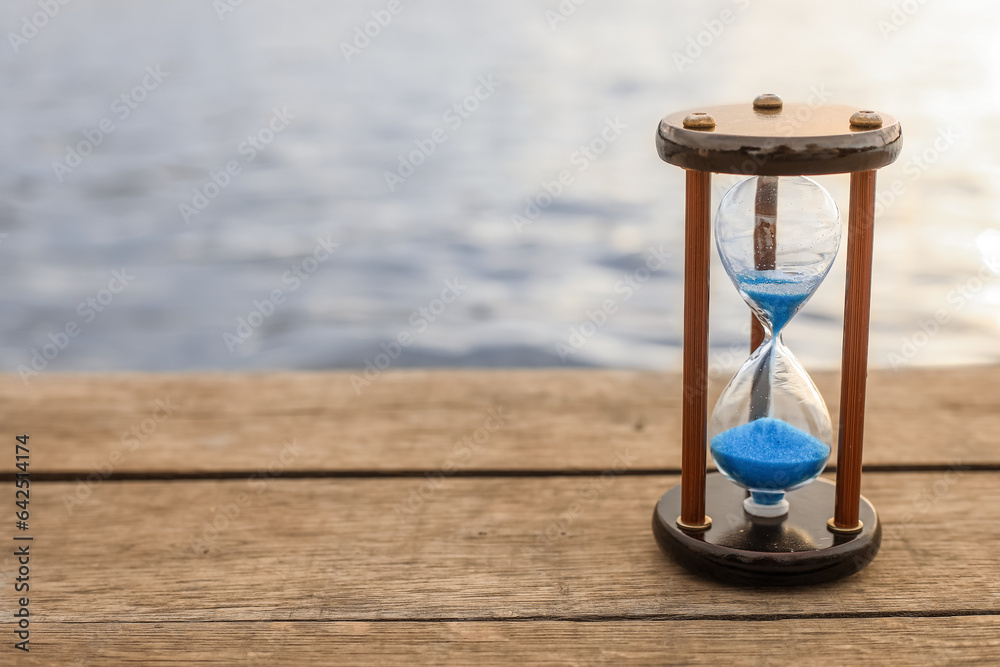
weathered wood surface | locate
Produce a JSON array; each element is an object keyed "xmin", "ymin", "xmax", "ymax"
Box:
[
  {"xmin": 3, "ymin": 367, "xmax": 999, "ymax": 474},
  {"xmin": 9, "ymin": 474, "xmax": 999, "ymax": 623},
  {"xmin": 1, "ymin": 370, "xmax": 997, "ymax": 664},
  {"xmin": 14, "ymin": 617, "xmax": 1000, "ymax": 666}
]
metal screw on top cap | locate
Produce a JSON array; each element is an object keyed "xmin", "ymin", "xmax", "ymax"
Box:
[
  {"xmin": 683, "ymin": 112, "xmax": 716, "ymax": 130},
  {"xmin": 850, "ymin": 110, "xmax": 883, "ymax": 129},
  {"xmin": 753, "ymin": 93, "xmax": 782, "ymax": 110}
]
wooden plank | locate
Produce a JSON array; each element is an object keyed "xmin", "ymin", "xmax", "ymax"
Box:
[
  {"xmin": 3, "ymin": 368, "xmax": 999, "ymax": 474},
  {"xmin": 9, "ymin": 472, "xmax": 998, "ymax": 623},
  {"xmin": 10, "ymin": 617, "xmax": 1000, "ymax": 666}
]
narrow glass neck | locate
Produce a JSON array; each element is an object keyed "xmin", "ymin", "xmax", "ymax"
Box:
[{"xmin": 753, "ymin": 316, "xmax": 785, "ymax": 352}]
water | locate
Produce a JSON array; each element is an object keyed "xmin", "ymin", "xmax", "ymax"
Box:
[{"xmin": 1, "ymin": 0, "xmax": 999, "ymax": 373}]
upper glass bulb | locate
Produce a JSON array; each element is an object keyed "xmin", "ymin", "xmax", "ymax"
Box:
[{"xmin": 715, "ymin": 176, "xmax": 841, "ymax": 334}]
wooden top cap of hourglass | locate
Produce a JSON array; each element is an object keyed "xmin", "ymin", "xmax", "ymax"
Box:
[{"xmin": 657, "ymin": 96, "xmax": 902, "ymax": 176}]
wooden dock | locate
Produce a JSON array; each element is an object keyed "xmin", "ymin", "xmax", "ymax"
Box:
[{"xmin": 4, "ymin": 367, "xmax": 1000, "ymax": 664}]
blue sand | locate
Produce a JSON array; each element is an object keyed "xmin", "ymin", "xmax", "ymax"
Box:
[
  {"xmin": 737, "ymin": 275, "xmax": 819, "ymax": 334},
  {"xmin": 711, "ymin": 417, "xmax": 830, "ymax": 504}
]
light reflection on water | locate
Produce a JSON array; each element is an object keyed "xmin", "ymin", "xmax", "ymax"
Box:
[{"xmin": 0, "ymin": 0, "xmax": 998, "ymax": 374}]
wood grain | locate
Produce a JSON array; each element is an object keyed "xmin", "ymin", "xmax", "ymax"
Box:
[
  {"xmin": 749, "ymin": 175, "xmax": 777, "ymax": 418},
  {"xmin": 835, "ymin": 169, "xmax": 878, "ymax": 530},
  {"xmin": 6, "ymin": 472, "xmax": 998, "ymax": 624},
  {"xmin": 10, "ymin": 617, "xmax": 1000, "ymax": 666},
  {"xmin": 2, "ymin": 368, "xmax": 998, "ymax": 475},
  {"xmin": 681, "ymin": 169, "xmax": 712, "ymax": 526},
  {"xmin": 1, "ymin": 370, "xmax": 996, "ymax": 663},
  {"xmin": 656, "ymin": 103, "xmax": 902, "ymax": 175},
  {"xmin": 749, "ymin": 175, "xmax": 777, "ymax": 355}
]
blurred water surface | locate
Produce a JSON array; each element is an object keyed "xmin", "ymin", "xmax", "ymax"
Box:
[{"xmin": 1, "ymin": 0, "xmax": 999, "ymax": 374}]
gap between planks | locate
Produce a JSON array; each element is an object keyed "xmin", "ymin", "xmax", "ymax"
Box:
[{"xmin": 3, "ymin": 464, "xmax": 999, "ymax": 483}]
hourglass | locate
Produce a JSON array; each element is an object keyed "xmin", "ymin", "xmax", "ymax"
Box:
[
  {"xmin": 651, "ymin": 96, "xmax": 902, "ymax": 585},
  {"xmin": 710, "ymin": 175, "xmax": 841, "ymax": 519}
]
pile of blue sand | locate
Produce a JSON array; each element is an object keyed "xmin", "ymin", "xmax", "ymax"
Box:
[
  {"xmin": 737, "ymin": 273, "xmax": 819, "ymax": 333},
  {"xmin": 711, "ymin": 417, "xmax": 830, "ymax": 502}
]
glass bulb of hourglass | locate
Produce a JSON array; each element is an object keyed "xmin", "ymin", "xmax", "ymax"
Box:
[
  {"xmin": 709, "ymin": 175, "xmax": 841, "ymax": 518},
  {"xmin": 715, "ymin": 176, "xmax": 841, "ymax": 335}
]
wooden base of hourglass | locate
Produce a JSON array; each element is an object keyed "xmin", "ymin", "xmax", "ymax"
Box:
[{"xmin": 652, "ymin": 474, "xmax": 880, "ymax": 586}]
